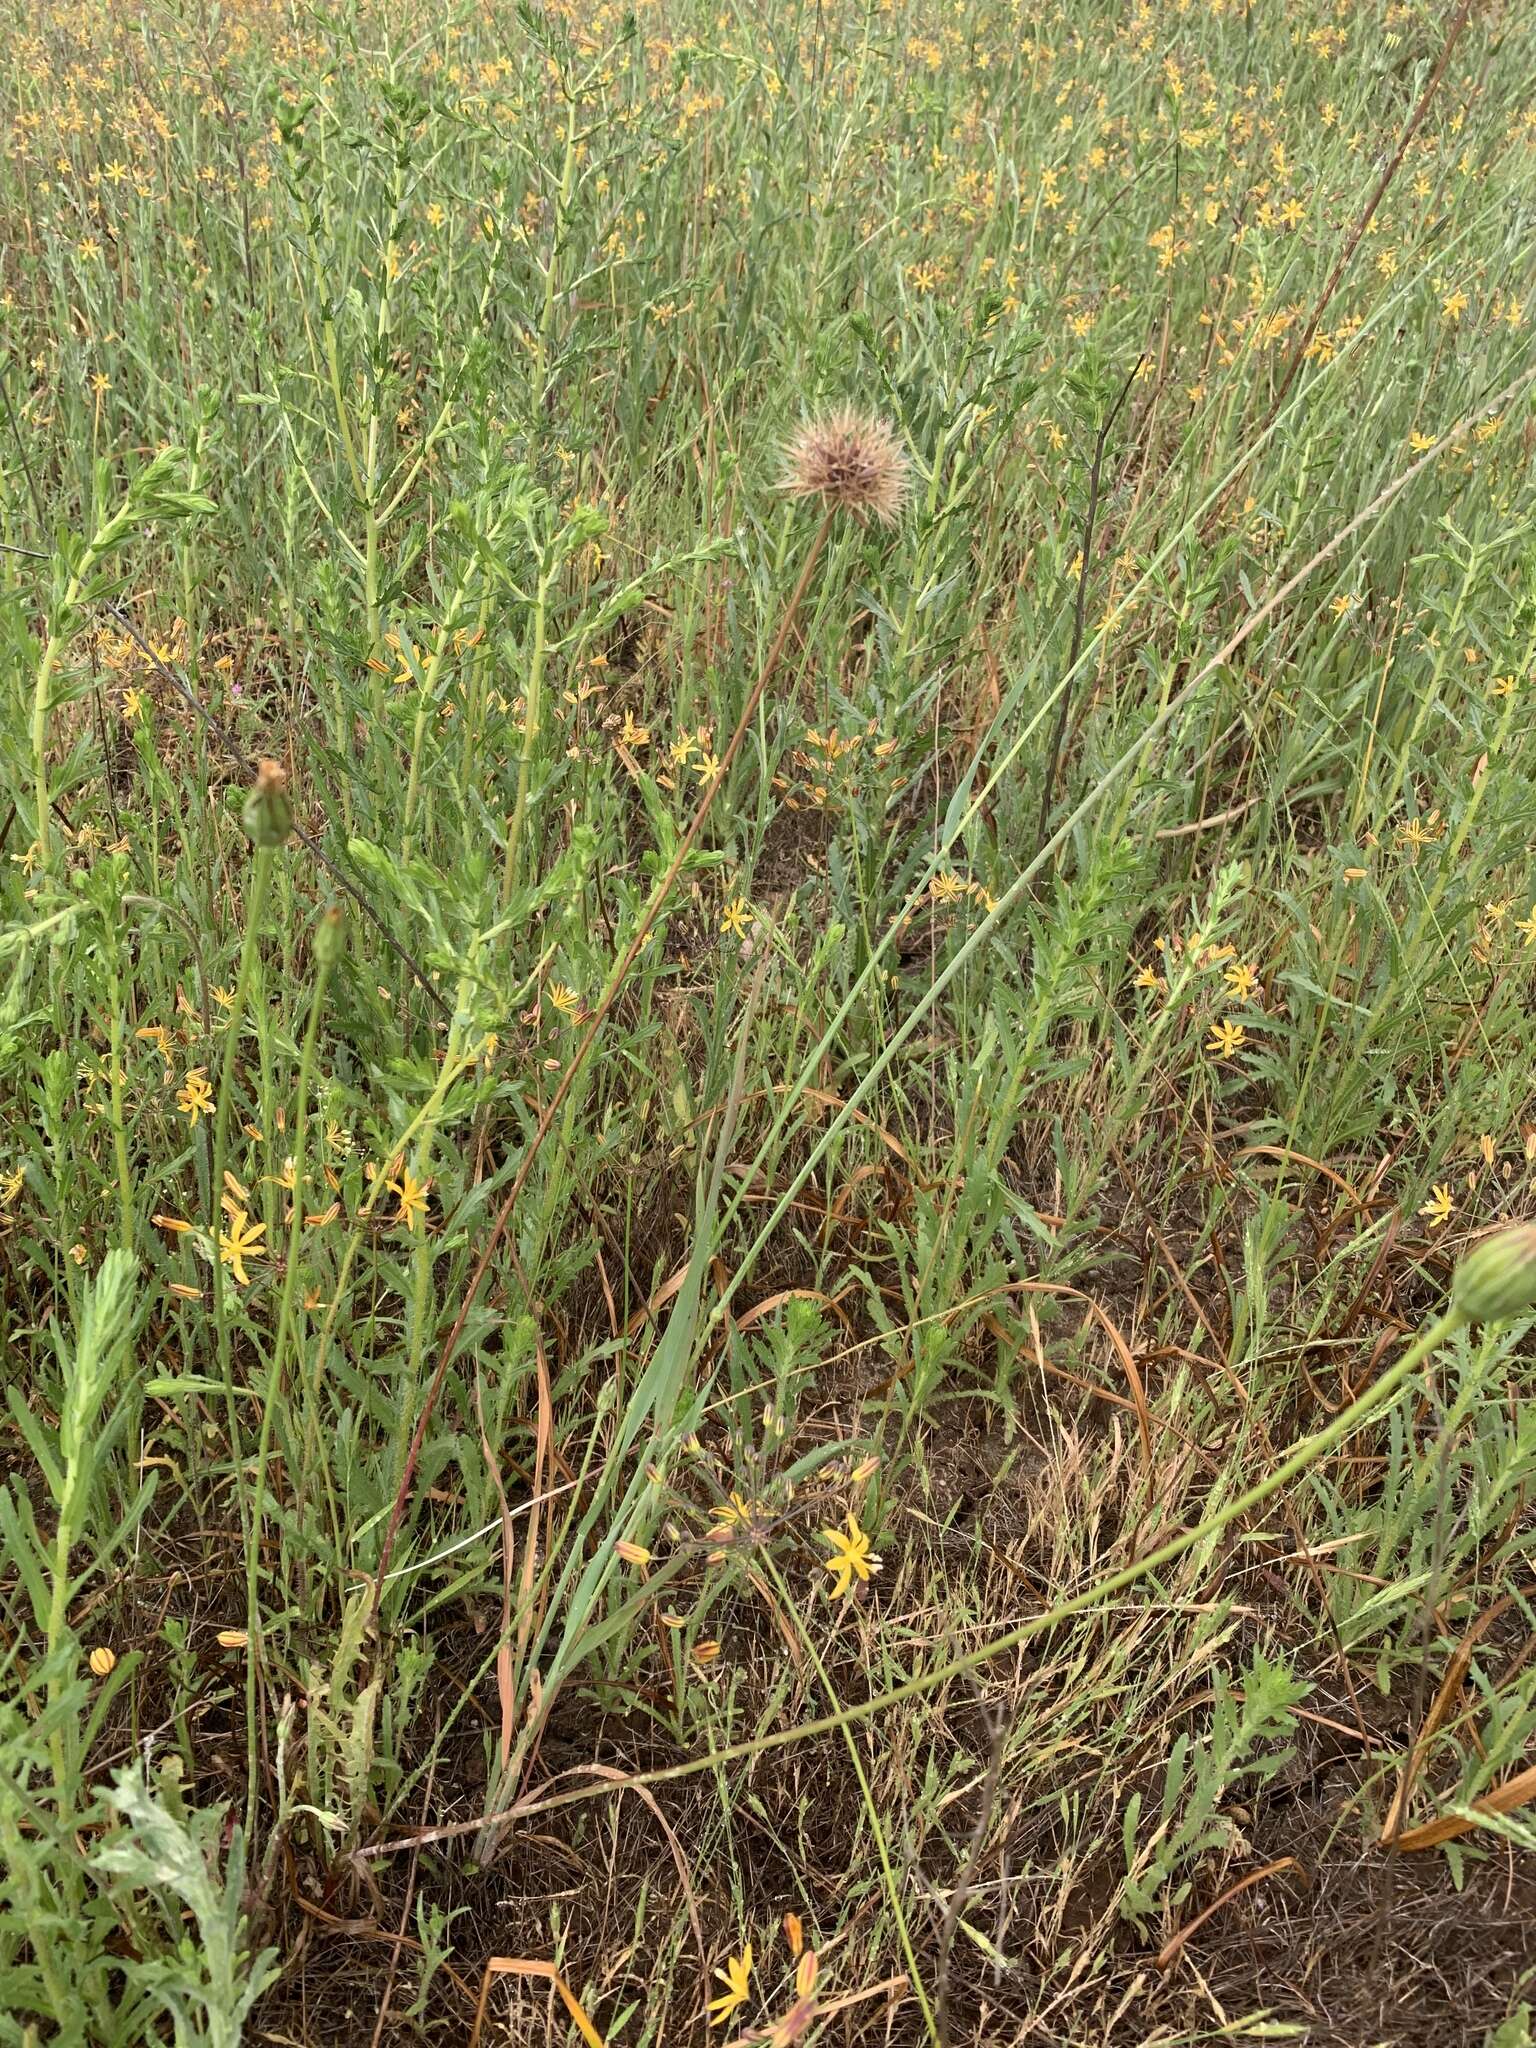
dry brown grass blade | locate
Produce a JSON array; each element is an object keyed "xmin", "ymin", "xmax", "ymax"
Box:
[
  {"xmin": 623, "ymin": 1257, "xmax": 693, "ymax": 1339},
  {"xmin": 1382, "ymin": 1591, "xmax": 1520, "ymax": 1842},
  {"xmin": 795, "ymin": 1085, "xmax": 919, "ymax": 1165},
  {"xmin": 727, "ymin": 1286, "xmax": 855, "ymax": 1338},
  {"xmin": 724, "ymin": 1082, "xmax": 922, "ymax": 1166},
  {"xmin": 1392, "ymin": 1761, "xmax": 1536, "ymax": 1854},
  {"xmin": 984, "ymin": 1310, "xmax": 1143, "ymax": 1420},
  {"xmin": 468, "ymin": 1957, "xmax": 608, "ymax": 2048},
  {"xmin": 570, "ymin": 1764, "xmax": 709, "ymax": 1981},
  {"xmin": 1155, "ymin": 1858, "xmax": 1302, "ymax": 1973},
  {"xmin": 1066, "ymin": 1287, "xmax": 1153, "ymax": 1476},
  {"xmin": 526, "ymin": 1331, "xmax": 555, "ymax": 1670},
  {"xmin": 813, "ymin": 1973, "xmax": 912, "ymax": 2022},
  {"xmin": 1237, "ymin": 1144, "xmax": 1365, "ymax": 1210},
  {"xmin": 744, "ymin": 1561, "xmax": 808, "ymax": 1671},
  {"xmin": 859, "ymin": 1268, "xmax": 1153, "ymax": 1472},
  {"xmin": 473, "ymin": 1375, "xmax": 517, "ymax": 1777}
]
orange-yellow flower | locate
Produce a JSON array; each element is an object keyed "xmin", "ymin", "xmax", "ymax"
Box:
[
  {"xmin": 1418, "ymin": 1184, "xmax": 1454, "ymax": 1231},
  {"xmin": 1205, "ymin": 1017, "xmax": 1247, "ymax": 1060},
  {"xmin": 218, "ymin": 1208, "xmax": 266, "ymax": 1285},
  {"xmin": 389, "ymin": 1169, "xmax": 430, "ymax": 1233},
  {"xmin": 707, "ymin": 1945, "xmax": 752, "ymax": 2026},
  {"xmin": 176, "ymin": 1067, "xmax": 214, "ymax": 1126},
  {"xmin": 821, "ymin": 1511, "xmax": 880, "ymax": 1598}
]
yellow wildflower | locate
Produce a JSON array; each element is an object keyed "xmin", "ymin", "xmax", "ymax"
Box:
[
  {"xmin": 176, "ymin": 1068, "xmax": 214, "ymax": 1126},
  {"xmin": 1205, "ymin": 1018, "xmax": 1247, "ymax": 1060},
  {"xmin": 136, "ymin": 1024, "xmax": 173, "ymax": 1070},
  {"xmin": 389, "ymin": 1169, "xmax": 430, "ymax": 1233},
  {"xmin": 821, "ymin": 1511, "xmax": 880, "ymax": 1598},
  {"xmin": 218, "ymin": 1208, "xmax": 266, "ymax": 1285},
  {"xmin": 708, "ymin": 1946, "xmax": 752, "ymax": 2027},
  {"xmin": 1418, "ymin": 1184, "xmax": 1455, "ymax": 1231}
]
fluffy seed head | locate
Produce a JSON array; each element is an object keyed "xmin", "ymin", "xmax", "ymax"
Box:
[{"xmin": 780, "ymin": 408, "xmax": 910, "ymax": 526}]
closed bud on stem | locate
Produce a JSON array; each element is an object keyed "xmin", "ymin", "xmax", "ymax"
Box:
[
  {"xmin": 313, "ymin": 905, "xmax": 344, "ymax": 969},
  {"xmin": 242, "ymin": 759, "xmax": 292, "ymax": 848},
  {"xmin": 1453, "ymin": 1225, "xmax": 1536, "ymax": 1325}
]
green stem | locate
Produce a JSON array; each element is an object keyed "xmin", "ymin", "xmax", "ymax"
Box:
[
  {"xmin": 106, "ymin": 952, "xmax": 133, "ymax": 1253},
  {"xmin": 363, "ymin": 156, "xmax": 407, "ymax": 678},
  {"xmin": 458, "ymin": 591, "xmax": 494, "ymax": 804},
  {"xmin": 365, "ymin": 494, "xmax": 382, "ymax": 687},
  {"xmin": 501, "ymin": 565, "xmax": 552, "ymax": 907},
  {"xmin": 385, "ymin": 993, "xmax": 472, "ymax": 1511},
  {"xmin": 321, "ymin": 315, "xmax": 363, "ymax": 502},
  {"xmin": 209, "ymin": 843, "xmax": 277, "ymax": 1511},
  {"xmin": 244, "ymin": 930, "xmax": 332, "ymax": 1826},
  {"xmin": 298, "ymin": 1049, "xmax": 474, "ymax": 1516},
  {"xmin": 403, "ymin": 615, "xmax": 463, "ymax": 858},
  {"xmin": 891, "ymin": 435, "xmax": 955, "ymax": 667},
  {"xmin": 46, "ymin": 1506, "xmax": 79, "ymax": 1725},
  {"xmin": 30, "ymin": 577, "xmax": 80, "ymax": 869},
  {"xmin": 766, "ymin": 1553, "xmax": 937, "ymax": 2043},
  {"xmin": 514, "ymin": 1307, "xmax": 1466, "ymax": 1820},
  {"xmin": 532, "ymin": 97, "xmax": 581, "ymax": 411}
]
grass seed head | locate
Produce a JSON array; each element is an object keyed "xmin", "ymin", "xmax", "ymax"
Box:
[{"xmin": 779, "ymin": 408, "xmax": 911, "ymax": 526}]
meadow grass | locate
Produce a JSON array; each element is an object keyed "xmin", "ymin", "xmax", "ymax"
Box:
[{"xmin": 3, "ymin": 0, "xmax": 1536, "ymax": 2040}]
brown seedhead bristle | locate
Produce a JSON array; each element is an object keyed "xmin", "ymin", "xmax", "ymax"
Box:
[{"xmin": 779, "ymin": 408, "xmax": 911, "ymax": 526}]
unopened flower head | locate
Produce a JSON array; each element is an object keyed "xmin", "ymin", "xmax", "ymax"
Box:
[
  {"xmin": 780, "ymin": 408, "xmax": 911, "ymax": 526},
  {"xmin": 1453, "ymin": 1225, "xmax": 1536, "ymax": 1325},
  {"xmin": 242, "ymin": 758, "xmax": 292, "ymax": 849}
]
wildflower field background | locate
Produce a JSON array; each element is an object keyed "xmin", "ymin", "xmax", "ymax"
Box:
[{"xmin": 3, "ymin": 0, "xmax": 1536, "ymax": 2039}]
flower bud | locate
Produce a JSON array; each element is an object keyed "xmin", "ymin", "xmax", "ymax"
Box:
[
  {"xmin": 1453, "ymin": 1225, "xmax": 1536, "ymax": 1325},
  {"xmin": 313, "ymin": 905, "xmax": 344, "ymax": 969},
  {"xmin": 242, "ymin": 759, "xmax": 292, "ymax": 848}
]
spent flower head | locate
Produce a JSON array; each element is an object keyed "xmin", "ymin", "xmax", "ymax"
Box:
[{"xmin": 780, "ymin": 409, "xmax": 910, "ymax": 527}]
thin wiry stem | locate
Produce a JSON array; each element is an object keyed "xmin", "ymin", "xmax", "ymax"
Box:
[
  {"xmin": 1035, "ymin": 355, "xmax": 1141, "ymax": 864},
  {"xmin": 96, "ymin": 603, "xmax": 451, "ymax": 1021},
  {"xmin": 368, "ymin": 506, "xmax": 838, "ymax": 1617},
  {"xmin": 1263, "ymin": 0, "xmax": 1476, "ymax": 427},
  {"xmin": 364, "ymin": 1301, "xmax": 1470, "ymax": 1854}
]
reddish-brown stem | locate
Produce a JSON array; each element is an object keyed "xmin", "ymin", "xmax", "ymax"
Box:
[
  {"xmin": 368, "ymin": 508, "xmax": 837, "ymax": 1618},
  {"xmin": 1264, "ymin": 0, "xmax": 1475, "ymax": 426}
]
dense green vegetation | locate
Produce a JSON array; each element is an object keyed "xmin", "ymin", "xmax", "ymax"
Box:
[{"xmin": 3, "ymin": 0, "xmax": 1536, "ymax": 2038}]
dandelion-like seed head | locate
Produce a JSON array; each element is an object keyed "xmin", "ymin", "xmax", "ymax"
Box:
[{"xmin": 780, "ymin": 408, "xmax": 910, "ymax": 526}]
